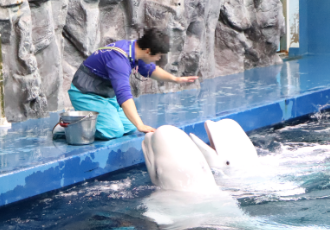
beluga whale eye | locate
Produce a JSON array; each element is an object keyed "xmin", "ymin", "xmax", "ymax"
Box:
[{"xmin": 226, "ymin": 161, "xmax": 230, "ymax": 166}]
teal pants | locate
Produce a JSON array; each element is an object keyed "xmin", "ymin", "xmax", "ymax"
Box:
[{"xmin": 68, "ymin": 84, "xmax": 137, "ymax": 140}]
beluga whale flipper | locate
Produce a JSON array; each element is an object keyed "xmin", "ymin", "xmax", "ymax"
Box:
[
  {"xmin": 142, "ymin": 125, "xmax": 218, "ymax": 193},
  {"xmin": 190, "ymin": 119, "xmax": 258, "ymax": 171}
]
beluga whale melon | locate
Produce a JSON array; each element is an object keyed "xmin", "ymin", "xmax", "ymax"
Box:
[{"xmin": 142, "ymin": 125, "xmax": 218, "ymax": 193}]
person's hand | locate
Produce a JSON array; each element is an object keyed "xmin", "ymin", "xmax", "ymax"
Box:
[
  {"xmin": 137, "ymin": 124, "xmax": 156, "ymax": 133},
  {"xmin": 176, "ymin": 76, "xmax": 199, "ymax": 83}
]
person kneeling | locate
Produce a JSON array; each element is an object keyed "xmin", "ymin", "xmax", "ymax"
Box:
[{"xmin": 68, "ymin": 28, "xmax": 198, "ymax": 140}]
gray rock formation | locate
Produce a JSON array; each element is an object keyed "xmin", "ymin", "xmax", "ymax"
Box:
[
  {"xmin": 1, "ymin": 0, "xmax": 48, "ymax": 122},
  {"xmin": 30, "ymin": 0, "xmax": 67, "ymax": 112},
  {"xmin": 215, "ymin": 0, "xmax": 285, "ymax": 76},
  {"xmin": 0, "ymin": 0, "xmax": 285, "ymax": 122}
]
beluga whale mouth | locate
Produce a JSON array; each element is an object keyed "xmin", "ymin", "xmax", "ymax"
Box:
[{"xmin": 190, "ymin": 119, "xmax": 259, "ymax": 171}]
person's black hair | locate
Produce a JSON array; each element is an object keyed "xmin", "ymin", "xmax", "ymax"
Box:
[{"xmin": 137, "ymin": 28, "xmax": 170, "ymax": 55}]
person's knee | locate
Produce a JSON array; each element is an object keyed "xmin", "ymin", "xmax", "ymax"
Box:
[
  {"xmin": 112, "ymin": 125, "xmax": 125, "ymax": 138},
  {"xmin": 95, "ymin": 123, "xmax": 125, "ymax": 140},
  {"xmin": 125, "ymin": 124, "xmax": 137, "ymax": 135}
]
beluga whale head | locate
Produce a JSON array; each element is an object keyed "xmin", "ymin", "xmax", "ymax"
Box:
[
  {"xmin": 142, "ymin": 125, "xmax": 218, "ymax": 193},
  {"xmin": 190, "ymin": 119, "xmax": 259, "ymax": 172}
]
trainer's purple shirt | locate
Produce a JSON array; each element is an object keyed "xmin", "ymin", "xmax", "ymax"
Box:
[{"xmin": 83, "ymin": 40, "xmax": 156, "ymax": 105}]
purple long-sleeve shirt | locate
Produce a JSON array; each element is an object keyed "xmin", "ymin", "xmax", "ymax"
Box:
[{"xmin": 83, "ymin": 40, "xmax": 156, "ymax": 105}]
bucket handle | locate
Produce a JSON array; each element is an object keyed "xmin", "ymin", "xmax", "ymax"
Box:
[
  {"xmin": 61, "ymin": 112, "xmax": 94, "ymax": 127},
  {"xmin": 52, "ymin": 112, "xmax": 94, "ymax": 136}
]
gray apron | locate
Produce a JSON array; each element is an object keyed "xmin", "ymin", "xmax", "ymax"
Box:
[
  {"xmin": 72, "ymin": 63, "xmax": 116, "ymax": 98},
  {"xmin": 72, "ymin": 44, "xmax": 132, "ymax": 98}
]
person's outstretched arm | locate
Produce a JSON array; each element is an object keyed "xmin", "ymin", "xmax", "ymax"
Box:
[
  {"xmin": 121, "ymin": 98, "xmax": 156, "ymax": 133},
  {"xmin": 150, "ymin": 66, "xmax": 199, "ymax": 83},
  {"xmin": 105, "ymin": 57, "xmax": 155, "ymax": 133}
]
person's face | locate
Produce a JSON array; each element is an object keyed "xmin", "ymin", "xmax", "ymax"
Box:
[{"xmin": 143, "ymin": 49, "xmax": 163, "ymax": 64}]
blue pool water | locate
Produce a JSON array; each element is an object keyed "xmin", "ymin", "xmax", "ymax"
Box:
[{"xmin": 1, "ymin": 111, "xmax": 330, "ymax": 229}]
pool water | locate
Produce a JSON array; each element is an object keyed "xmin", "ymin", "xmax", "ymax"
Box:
[{"xmin": 2, "ymin": 112, "xmax": 330, "ymax": 230}]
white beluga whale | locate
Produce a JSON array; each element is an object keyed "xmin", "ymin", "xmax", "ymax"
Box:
[
  {"xmin": 141, "ymin": 125, "xmax": 249, "ymax": 229},
  {"xmin": 190, "ymin": 119, "xmax": 259, "ymax": 171},
  {"xmin": 142, "ymin": 125, "xmax": 218, "ymax": 193},
  {"xmin": 140, "ymin": 121, "xmax": 297, "ymax": 230}
]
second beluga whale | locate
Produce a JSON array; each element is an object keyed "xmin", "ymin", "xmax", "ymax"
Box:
[{"xmin": 190, "ymin": 118, "xmax": 259, "ymax": 172}]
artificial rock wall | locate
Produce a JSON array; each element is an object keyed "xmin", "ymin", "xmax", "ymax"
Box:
[{"xmin": 0, "ymin": 0, "xmax": 285, "ymax": 122}]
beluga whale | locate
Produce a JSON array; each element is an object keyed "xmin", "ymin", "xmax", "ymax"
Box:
[
  {"xmin": 190, "ymin": 119, "xmax": 259, "ymax": 172},
  {"xmin": 140, "ymin": 121, "xmax": 277, "ymax": 229},
  {"xmin": 142, "ymin": 125, "xmax": 218, "ymax": 193},
  {"xmin": 141, "ymin": 125, "xmax": 250, "ymax": 229}
]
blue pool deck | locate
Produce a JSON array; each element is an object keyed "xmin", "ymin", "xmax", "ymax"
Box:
[{"xmin": 2, "ymin": 54, "xmax": 330, "ymax": 207}]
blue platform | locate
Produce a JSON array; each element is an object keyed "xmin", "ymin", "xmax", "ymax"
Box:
[{"xmin": 1, "ymin": 54, "xmax": 330, "ymax": 207}]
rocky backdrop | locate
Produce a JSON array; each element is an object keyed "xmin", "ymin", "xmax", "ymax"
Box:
[{"xmin": 0, "ymin": 0, "xmax": 284, "ymax": 122}]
